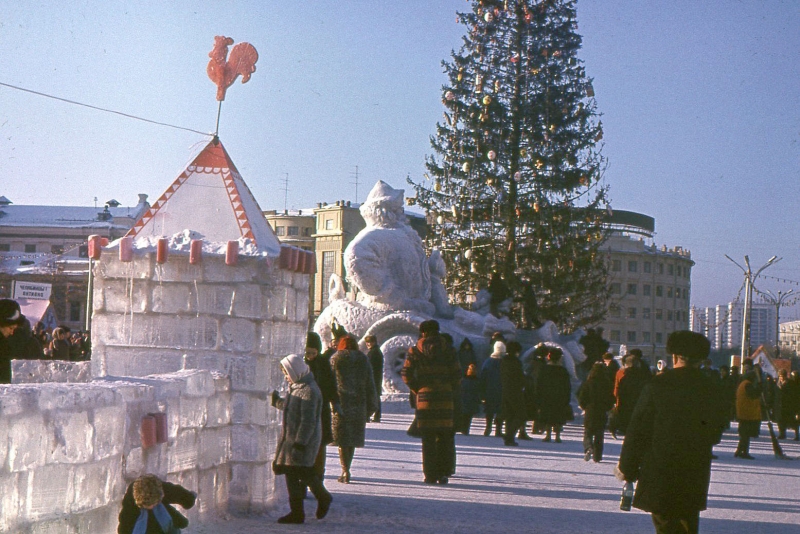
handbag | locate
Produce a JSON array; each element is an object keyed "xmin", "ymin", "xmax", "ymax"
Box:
[{"xmin": 406, "ymin": 417, "xmax": 422, "ymax": 438}]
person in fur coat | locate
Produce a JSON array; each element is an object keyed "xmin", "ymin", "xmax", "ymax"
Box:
[
  {"xmin": 271, "ymin": 354, "xmax": 332, "ymax": 524},
  {"xmin": 330, "ymin": 335, "xmax": 378, "ymax": 483},
  {"xmin": 117, "ymin": 474, "xmax": 196, "ymax": 534},
  {"xmin": 578, "ymin": 362, "xmax": 615, "ymax": 462}
]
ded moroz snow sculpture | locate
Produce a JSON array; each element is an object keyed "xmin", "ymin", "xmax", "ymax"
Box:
[{"xmin": 314, "ymin": 181, "xmax": 586, "ymax": 393}]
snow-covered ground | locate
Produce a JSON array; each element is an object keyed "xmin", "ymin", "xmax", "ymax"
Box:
[{"xmin": 194, "ymin": 400, "xmax": 800, "ymax": 533}]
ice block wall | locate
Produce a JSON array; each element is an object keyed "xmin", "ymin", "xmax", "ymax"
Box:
[{"xmin": 0, "ymin": 242, "xmax": 312, "ymax": 532}]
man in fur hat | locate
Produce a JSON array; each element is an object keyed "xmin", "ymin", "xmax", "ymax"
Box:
[{"xmin": 617, "ymin": 331, "xmax": 725, "ymax": 534}]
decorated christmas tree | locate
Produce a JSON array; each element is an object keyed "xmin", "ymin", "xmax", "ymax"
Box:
[{"xmin": 408, "ymin": 0, "xmax": 611, "ymax": 331}]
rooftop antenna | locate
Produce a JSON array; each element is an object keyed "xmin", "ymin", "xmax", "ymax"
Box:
[
  {"xmin": 281, "ymin": 173, "xmax": 290, "ymax": 213},
  {"xmin": 350, "ymin": 165, "xmax": 361, "ymax": 204}
]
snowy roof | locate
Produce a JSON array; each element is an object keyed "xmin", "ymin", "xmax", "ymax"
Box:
[
  {"xmin": 0, "ymin": 202, "xmax": 147, "ymax": 229},
  {"xmin": 125, "ymin": 137, "xmax": 281, "ymax": 257}
]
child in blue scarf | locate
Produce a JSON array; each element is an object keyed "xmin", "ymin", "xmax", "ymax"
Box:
[{"xmin": 118, "ymin": 474, "xmax": 196, "ymax": 534}]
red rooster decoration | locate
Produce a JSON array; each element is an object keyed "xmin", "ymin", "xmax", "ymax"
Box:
[{"xmin": 207, "ymin": 36, "xmax": 258, "ymax": 101}]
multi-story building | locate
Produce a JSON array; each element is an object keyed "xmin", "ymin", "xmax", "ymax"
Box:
[
  {"xmin": 263, "ymin": 209, "xmax": 316, "ymax": 252},
  {"xmin": 693, "ymin": 302, "xmax": 777, "ymax": 352},
  {"xmin": 0, "ymin": 194, "xmax": 149, "ymax": 330},
  {"xmin": 779, "ymin": 319, "xmax": 800, "ymax": 356},
  {"xmin": 596, "ymin": 210, "xmax": 694, "ymax": 363}
]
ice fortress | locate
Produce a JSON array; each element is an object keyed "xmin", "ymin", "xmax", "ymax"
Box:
[{"xmin": 0, "ymin": 138, "xmax": 313, "ymax": 532}]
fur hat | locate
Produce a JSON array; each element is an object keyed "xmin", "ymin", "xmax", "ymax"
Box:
[
  {"xmin": 666, "ymin": 330, "xmax": 710, "ymax": 361},
  {"xmin": 602, "ymin": 352, "xmax": 615, "ymax": 361},
  {"xmin": 0, "ymin": 299, "xmax": 24, "ymax": 327},
  {"xmin": 132, "ymin": 474, "xmax": 164, "ymax": 508},
  {"xmin": 491, "ymin": 341, "xmax": 507, "ymax": 358},
  {"xmin": 306, "ymin": 332, "xmax": 322, "ymax": 353},
  {"xmin": 419, "ymin": 319, "xmax": 440, "ymax": 337}
]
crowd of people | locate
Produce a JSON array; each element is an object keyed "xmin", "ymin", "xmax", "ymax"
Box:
[{"xmin": 0, "ymin": 298, "xmax": 92, "ymax": 384}]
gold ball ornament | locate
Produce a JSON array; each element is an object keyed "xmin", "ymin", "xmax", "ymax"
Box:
[
  {"xmin": 484, "ymin": 12, "xmax": 494, "ymax": 22},
  {"xmin": 445, "ymin": 91, "xmax": 455, "ymax": 101},
  {"xmin": 462, "ymin": 162, "xmax": 471, "ymax": 173},
  {"xmin": 488, "ymin": 150, "xmax": 496, "ymax": 161},
  {"xmin": 464, "ymin": 248, "xmax": 473, "ymax": 260},
  {"xmin": 482, "ymin": 95, "xmax": 492, "ymax": 106},
  {"xmin": 437, "ymin": 215, "xmax": 444, "ymax": 225},
  {"xmin": 434, "ymin": 181, "xmax": 442, "ymax": 192}
]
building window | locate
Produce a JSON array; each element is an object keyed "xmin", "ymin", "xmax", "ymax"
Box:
[
  {"xmin": 627, "ymin": 307, "xmax": 637, "ymax": 319},
  {"xmin": 643, "ymin": 331, "xmax": 651, "ymax": 343},
  {"xmin": 655, "ymin": 332, "xmax": 663, "ymax": 344},
  {"xmin": 627, "ymin": 283, "xmax": 637, "ymax": 295},
  {"xmin": 275, "ymin": 226, "xmax": 285, "ymax": 236},
  {"xmin": 303, "ymin": 227, "xmax": 311, "ymax": 236},
  {"xmin": 643, "ymin": 284, "xmax": 651, "ymax": 296},
  {"xmin": 644, "ymin": 261, "xmax": 652, "ymax": 273},
  {"xmin": 668, "ymin": 264, "xmax": 674, "ymax": 275},
  {"xmin": 321, "ymin": 251, "xmax": 336, "ymax": 305},
  {"xmin": 667, "ymin": 287, "xmax": 673, "ymax": 298},
  {"xmin": 51, "ymin": 245, "xmax": 64, "ymax": 255},
  {"xmin": 657, "ymin": 263, "xmax": 664, "ymax": 274},
  {"xmin": 610, "ymin": 330, "xmax": 621, "ymax": 342},
  {"xmin": 643, "ymin": 307, "xmax": 651, "ymax": 319},
  {"xmin": 610, "ymin": 283, "xmax": 621, "ymax": 294},
  {"xmin": 612, "ymin": 259, "xmax": 622, "ymax": 272},
  {"xmin": 656, "ymin": 286, "xmax": 663, "ymax": 297},
  {"xmin": 610, "ymin": 304, "xmax": 621, "ymax": 317},
  {"xmin": 683, "ymin": 288, "xmax": 688, "ymax": 299},
  {"xmin": 69, "ymin": 301, "xmax": 81, "ymax": 322},
  {"xmin": 0, "ymin": 244, "xmax": 9, "ymax": 252},
  {"xmin": 25, "ymin": 244, "xmax": 36, "ymax": 253},
  {"xmin": 667, "ymin": 310, "xmax": 674, "ymax": 321},
  {"xmin": 287, "ymin": 226, "xmax": 299, "ymax": 236},
  {"xmin": 676, "ymin": 310, "xmax": 682, "ymax": 322},
  {"xmin": 656, "ymin": 309, "xmax": 663, "ymax": 320},
  {"xmin": 628, "ymin": 260, "xmax": 637, "ymax": 272},
  {"xmin": 79, "ymin": 245, "xmax": 88, "ymax": 258},
  {"xmin": 627, "ymin": 331, "xmax": 637, "ymax": 343},
  {"xmin": 325, "ymin": 219, "xmax": 334, "ymax": 230}
]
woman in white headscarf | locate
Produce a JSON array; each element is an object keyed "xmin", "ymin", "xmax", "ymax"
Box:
[{"xmin": 271, "ymin": 354, "xmax": 332, "ymax": 524}]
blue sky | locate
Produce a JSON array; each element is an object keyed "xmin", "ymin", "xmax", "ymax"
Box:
[{"xmin": 1, "ymin": 1, "xmax": 799, "ymax": 315}]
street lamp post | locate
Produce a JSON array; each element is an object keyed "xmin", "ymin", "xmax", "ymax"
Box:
[
  {"xmin": 725, "ymin": 254, "xmax": 780, "ymax": 370},
  {"xmin": 759, "ymin": 289, "xmax": 794, "ymax": 359}
]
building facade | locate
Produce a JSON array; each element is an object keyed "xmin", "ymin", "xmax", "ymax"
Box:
[
  {"xmin": 779, "ymin": 319, "xmax": 800, "ymax": 356},
  {"xmin": 693, "ymin": 302, "xmax": 778, "ymax": 352},
  {"xmin": 596, "ymin": 210, "xmax": 694, "ymax": 364},
  {"xmin": 0, "ymin": 194, "xmax": 149, "ymax": 330}
]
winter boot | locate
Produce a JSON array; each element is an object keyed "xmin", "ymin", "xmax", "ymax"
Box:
[
  {"xmin": 316, "ymin": 490, "xmax": 333, "ymax": 519},
  {"xmin": 483, "ymin": 415, "xmax": 493, "ymax": 437},
  {"xmin": 278, "ymin": 499, "xmax": 305, "ymax": 524}
]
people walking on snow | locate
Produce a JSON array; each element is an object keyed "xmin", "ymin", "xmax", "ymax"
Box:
[
  {"xmin": 402, "ymin": 320, "xmax": 461, "ymax": 484},
  {"xmin": 480, "ymin": 341, "xmax": 505, "ymax": 437},
  {"xmin": 500, "ymin": 341, "xmax": 526, "ymax": 446},
  {"xmin": 578, "ymin": 362, "xmax": 614, "ymax": 462},
  {"xmin": 735, "ymin": 359, "xmax": 762, "ymax": 460},
  {"xmin": 457, "ymin": 362, "xmax": 481, "ymax": 435},
  {"xmin": 610, "ymin": 351, "xmax": 649, "ymax": 437},
  {"xmin": 774, "ymin": 369, "xmax": 800, "ymax": 440},
  {"xmin": 535, "ymin": 346, "xmax": 572, "ymax": 443},
  {"xmin": 271, "ymin": 354, "xmax": 332, "ymax": 524},
  {"xmin": 617, "ymin": 331, "xmax": 725, "ymax": 534},
  {"xmin": 330, "ymin": 335, "xmax": 378, "ymax": 483},
  {"xmin": 304, "ymin": 332, "xmax": 338, "ymax": 486},
  {"xmin": 365, "ymin": 335, "xmax": 384, "ymax": 422}
]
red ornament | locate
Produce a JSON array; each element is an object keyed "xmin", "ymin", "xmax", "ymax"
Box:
[{"xmin": 207, "ymin": 36, "xmax": 259, "ymax": 101}]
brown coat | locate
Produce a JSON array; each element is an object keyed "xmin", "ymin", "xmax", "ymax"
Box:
[{"xmin": 402, "ymin": 335, "xmax": 461, "ymax": 431}]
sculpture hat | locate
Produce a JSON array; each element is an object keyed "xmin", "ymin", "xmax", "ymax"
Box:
[
  {"xmin": 363, "ymin": 180, "xmax": 404, "ymax": 210},
  {"xmin": 665, "ymin": 330, "xmax": 710, "ymax": 361}
]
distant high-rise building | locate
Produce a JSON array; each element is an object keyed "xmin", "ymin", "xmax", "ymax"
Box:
[{"xmin": 691, "ymin": 302, "xmax": 776, "ymax": 352}]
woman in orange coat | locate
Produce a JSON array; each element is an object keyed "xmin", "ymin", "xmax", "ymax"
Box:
[{"xmin": 735, "ymin": 359, "xmax": 762, "ymax": 460}]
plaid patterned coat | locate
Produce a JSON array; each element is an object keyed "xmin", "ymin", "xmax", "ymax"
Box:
[{"xmin": 402, "ymin": 335, "xmax": 461, "ymax": 431}]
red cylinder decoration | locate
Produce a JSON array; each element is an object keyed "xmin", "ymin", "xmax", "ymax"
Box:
[
  {"xmin": 189, "ymin": 239, "xmax": 203, "ymax": 265},
  {"xmin": 279, "ymin": 245, "xmax": 291, "ymax": 269},
  {"xmin": 119, "ymin": 236, "xmax": 133, "ymax": 262},
  {"xmin": 141, "ymin": 415, "xmax": 157, "ymax": 449},
  {"xmin": 290, "ymin": 247, "xmax": 301, "ymax": 271},
  {"xmin": 150, "ymin": 412, "xmax": 168, "ymax": 444},
  {"xmin": 305, "ymin": 251, "xmax": 316, "ymax": 275},
  {"xmin": 226, "ymin": 240, "xmax": 239, "ymax": 265},
  {"xmin": 87, "ymin": 235, "xmax": 103, "ymax": 260},
  {"xmin": 156, "ymin": 238, "xmax": 169, "ymax": 264},
  {"xmin": 296, "ymin": 249, "xmax": 307, "ymax": 273}
]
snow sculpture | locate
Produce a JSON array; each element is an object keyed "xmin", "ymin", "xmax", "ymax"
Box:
[{"xmin": 314, "ymin": 181, "xmax": 584, "ymax": 393}]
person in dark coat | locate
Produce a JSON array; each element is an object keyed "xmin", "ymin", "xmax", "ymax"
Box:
[
  {"xmin": 402, "ymin": 320, "xmax": 461, "ymax": 484},
  {"xmin": 500, "ymin": 341, "xmax": 526, "ymax": 446},
  {"xmin": 364, "ymin": 335, "xmax": 384, "ymax": 422},
  {"xmin": 524, "ymin": 344, "xmax": 548, "ymax": 434},
  {"xmin": 457, "ymin": 362, "xmax": 481, "ymax": 435},
  {"xmin": 271, "ymin": 353, "xmax": 332, "ymax": 523},
  {"xmin": 330, "ymin": 335, "xmax": 378, "ymax": 483},
  {"xmin": 602, "ymin": 352, "xmax": 620, "ymax": 383},
  {"xmin": 480, "ymin": 341, "xmax": 504, "ymax": 437},
  {"xmin": 535, "ymin": 346, "xmax": 572, "ymax": 442},
  {"xmin": 117, "ymin": 474, "xmax": 196, "ymax": 534},
  {"xmin": 457, "ymin": 338, "xmax": 477, "ymax": 377},
  {"xmin": 578, "ymin": 362, "xmax": 615, "ymax": 462},
  {"xmin": 735, "ymin": 359, "xmax": 762, "ymax": 460},
  {"xmin": 304, "ymin": 332, "xmax": 338, "ymax": 483},
  {"xmin": 617, "ymin": 331, "xmax": 725, "ymax": 534},
  {"xmin": 6, "ymin": 317, "xmax": 44, "ymax": 361},
  {"xmin": 578, "ymin": 328, "xmax": 610, "ymax": 378},
  {"xmin": 0, "ymin": 299, "xmax": 26, "ymax": 384},
  {"xmin": 773, "ymin": 369, "xmax": 800, "ymax": 440}
]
